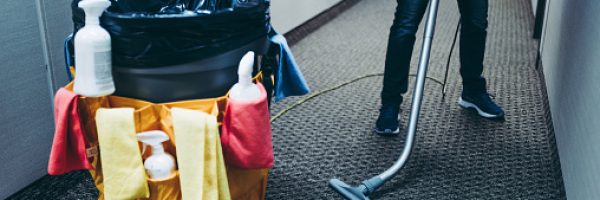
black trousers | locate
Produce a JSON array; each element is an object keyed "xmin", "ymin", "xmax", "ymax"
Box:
[{"xmin": 381, "ymin": 0, "xmax": 489, "ymax": 106}]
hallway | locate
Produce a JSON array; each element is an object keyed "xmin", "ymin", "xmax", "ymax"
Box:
[
  {"xmin": 266, "ymin": 0, "xmax": 565, "ymax": 199},
  {"xmin": 7, "ymin": 0, "xmax": 566, "ymax": 199}
]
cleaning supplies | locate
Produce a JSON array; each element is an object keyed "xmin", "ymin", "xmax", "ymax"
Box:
[
  {"xmin": 95, "ymin": 108, "xmax": 149, "ymax": 199},
  {"xmin": 221, "ymin": 82, "xmax": 274, "ymax": 169},
  {"xmin": 229, "ymin": 51, "xmax": 261, "ymax": 101},
  {"xmin": 172, "ymin": 108, "xmax": 231, "ymax": 200},
  {"xmin": 137, "ymin": 130, "xmax": 176, "ymax": 180},
  {"xmin": 73, "ymin": 0, "xmax": 115, "ymax": 97},
  {"xmin": 223, "ymin": 51, "xmax": 274, "ymax": 169},
  {"xmin": 270, "ymin": 33, "xmax": 310, "ymax": 102},
  {"xmin": 48, "ymin": 88, "xmax": 92, "ymax": 175}
]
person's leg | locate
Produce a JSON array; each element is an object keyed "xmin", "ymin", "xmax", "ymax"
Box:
[
  {"xmin": 377, "ymin": 0, "xmax": 429, "ymax": 134},
  {"xmin": 457, "ymin": 0, "xmax": 488, "ymax": 93},
  {"xmin": 457, "ymin": 0, "xmax": 504, "ymax": 119},
  {"xmin": 381, "ymin": 0, "xmax": 429, "ymax": 107}
]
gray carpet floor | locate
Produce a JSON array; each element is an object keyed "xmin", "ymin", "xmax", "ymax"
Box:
[{"xmin": 8, "ymin": 0, "xmax": 565, "ymax": 199}]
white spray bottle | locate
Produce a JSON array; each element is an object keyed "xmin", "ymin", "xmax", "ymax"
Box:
[
  {"xmin": 229, "ymin": 51, "xmax": 261, "ymax": 100},
  {"xmin": 137, "ymin": 130, "xmax": 176, "ymax": 180},
  {"xmin": 73, "ymin": 0, "xmax": 115, "ymax": 97}
]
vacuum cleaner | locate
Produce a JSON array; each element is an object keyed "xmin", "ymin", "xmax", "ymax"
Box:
[{"xmin": 329, "ymin": 0, "xmax": 441, "ymax": 199}]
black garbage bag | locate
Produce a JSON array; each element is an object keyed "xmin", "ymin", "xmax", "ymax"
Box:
[
  {"xmin": 71, "ymin": 0, "xmax": 271, "ymax": 68},
  {"xmin": 69, "ymin": 0, "xmax": 275, "ymax": 102},
  {"xmin": 87, "ymin": 0, "xmax": 237, "ymax": 15}
]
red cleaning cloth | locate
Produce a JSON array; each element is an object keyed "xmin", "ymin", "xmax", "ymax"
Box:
[
  {"xmin": 48, "ymin": 88, "xmax": 92, "ymax": 175},
  {"xmin": 221, "ymin": 83, "xmax": 274, "ymax": 169}
]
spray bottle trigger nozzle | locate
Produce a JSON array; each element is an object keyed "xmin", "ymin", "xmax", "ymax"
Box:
[{"xmin": 137, "ymin": 130, "xmax": 170, "ymax": 155}]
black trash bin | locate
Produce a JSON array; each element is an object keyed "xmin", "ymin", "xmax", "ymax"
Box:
[
  {"xmin": 112, "ymin": 36, "xmax": 270, "ymax": 102},
  {"xmin": 70, "ymin": 0, "xmax": 273, "ymax": 102}
]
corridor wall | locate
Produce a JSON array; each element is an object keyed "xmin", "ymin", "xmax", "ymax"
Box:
[
  {"xmin": 539, "ymin": 0, "xmax": 600, "ymax": 199},
  {"xmin": 271, "ymin": 0, "xmax": 342, "ymax": 33},
  {"xmin": 0, "ymin": 0, "xmax": 72, "ymax": 199}
]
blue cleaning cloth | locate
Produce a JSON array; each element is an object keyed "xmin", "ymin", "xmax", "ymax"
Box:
[{"xmin": 270, "ymin": 33, "xmax": 310, "ymax": 102}]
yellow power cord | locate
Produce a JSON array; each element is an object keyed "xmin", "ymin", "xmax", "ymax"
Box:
[{"xmin": 270, "ymin": 73, "xmax": 446, "ymax": 122}]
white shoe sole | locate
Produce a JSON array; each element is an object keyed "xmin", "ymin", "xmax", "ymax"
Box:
[
  {"xmin": 458, "ymin": 97, "xmax": 503, "ymax": 119},
  {"xmin": 374, "ymin": 127, "xmax": 400, "ymax": 135}
]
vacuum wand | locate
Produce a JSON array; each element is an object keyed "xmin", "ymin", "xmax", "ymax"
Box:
[{"xmin": 329, "ymin": 0, "xmax": 440, "ymax": 199}]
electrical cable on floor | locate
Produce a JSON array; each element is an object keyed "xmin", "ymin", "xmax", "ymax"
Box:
[
  {"xmin": 270, "ymin": 73, "xmax": 444, "ymax": 122},
  {"xmin": 271, "ymin": 73, "xmax": 382, "ymax": 122},
  {"xmin": 271, "ymin": 19, "xmax": 462, "ymax": 123}
]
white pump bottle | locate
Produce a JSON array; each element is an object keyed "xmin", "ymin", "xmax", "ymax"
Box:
[
  {"xmin": 229, "ymin": 51, "xmax": 261, "ymax": 100},
  {"xmin": 73, "ymin": 0, "xmax": 115, "ymax": 97},
  {"xmin": 137, "ymin": 130, "xmax": 176, "ymax": 180}
]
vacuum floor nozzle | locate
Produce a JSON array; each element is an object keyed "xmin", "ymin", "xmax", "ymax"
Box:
[{"xmin": 328, "ymin": 179, "xmax": 370, "ymax": 200}]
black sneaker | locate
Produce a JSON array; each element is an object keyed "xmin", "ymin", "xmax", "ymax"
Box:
[
  {"xmin": 458, "ymin": 92, "xmax": 505, "ymax": 120},
  {"xmin": 375, "ymin": 105, "xmax": 400, "ymax": 135}
]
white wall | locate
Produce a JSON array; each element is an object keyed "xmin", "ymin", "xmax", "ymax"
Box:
[
  {"xmin": 0, "ymin": 0, "xmax": 72, "ymax": 198},
  {"xmin": 540, "ymin": 0, "xmax": 600, "ymax": 199},
  {"xmin": 270, "ymin": 0, "xmax": 342, "ymax": 33}
]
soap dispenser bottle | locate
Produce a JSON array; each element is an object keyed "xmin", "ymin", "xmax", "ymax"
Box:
[
  {"xmin": 73, "ymin": 0, "xmax": 115, "ymax": 97},
  {"xmin": 229, "ymin": 51, "xmax": 261, "ymax": 100},
  {"xmin": 137, "ymin": 130, "xmax": 176, "ymax": 180}
]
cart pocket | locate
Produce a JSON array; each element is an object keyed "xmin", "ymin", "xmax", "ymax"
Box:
[
  {"xmin": 221, "ymin": 83, "xmax": 274, "ymax": 169},
  {"xmin": 58, "ymin": 71, "xmax": 271, "ymax": 200},
  {"xmin": 95, "ymin": 108, "xmax": 150, "ymax": 199},
  {"xmin": 146, "ymin": 171, "xmax": 182, "ymax": 200}
]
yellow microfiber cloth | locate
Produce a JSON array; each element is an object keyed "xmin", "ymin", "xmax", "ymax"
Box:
[
  {"xmin": 172, "ymin": 108, "xmax": 231, "ymax": 200},
  {"xmin": 95, "ymin": 108, "xmax": 150, "ymax": 199}
]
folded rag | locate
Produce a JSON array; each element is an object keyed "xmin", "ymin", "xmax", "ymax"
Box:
[
  {"xmin": 172, "ymin": 108, "xmax": 231, "ymax": 200},
  {"xmin": 221, "ymin": 83, "xmax": 274, "ymax": 169},
  {"xmin": 48, "ymin": 88, "xmax": 92, "ymax": 175},
  {"xmin": 269, "ymin": 31, "xmax": 310, "ymax": 102},
  {"xmin": 95, "ymin": 108, "xmax": 150, "ymax": 199}
]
